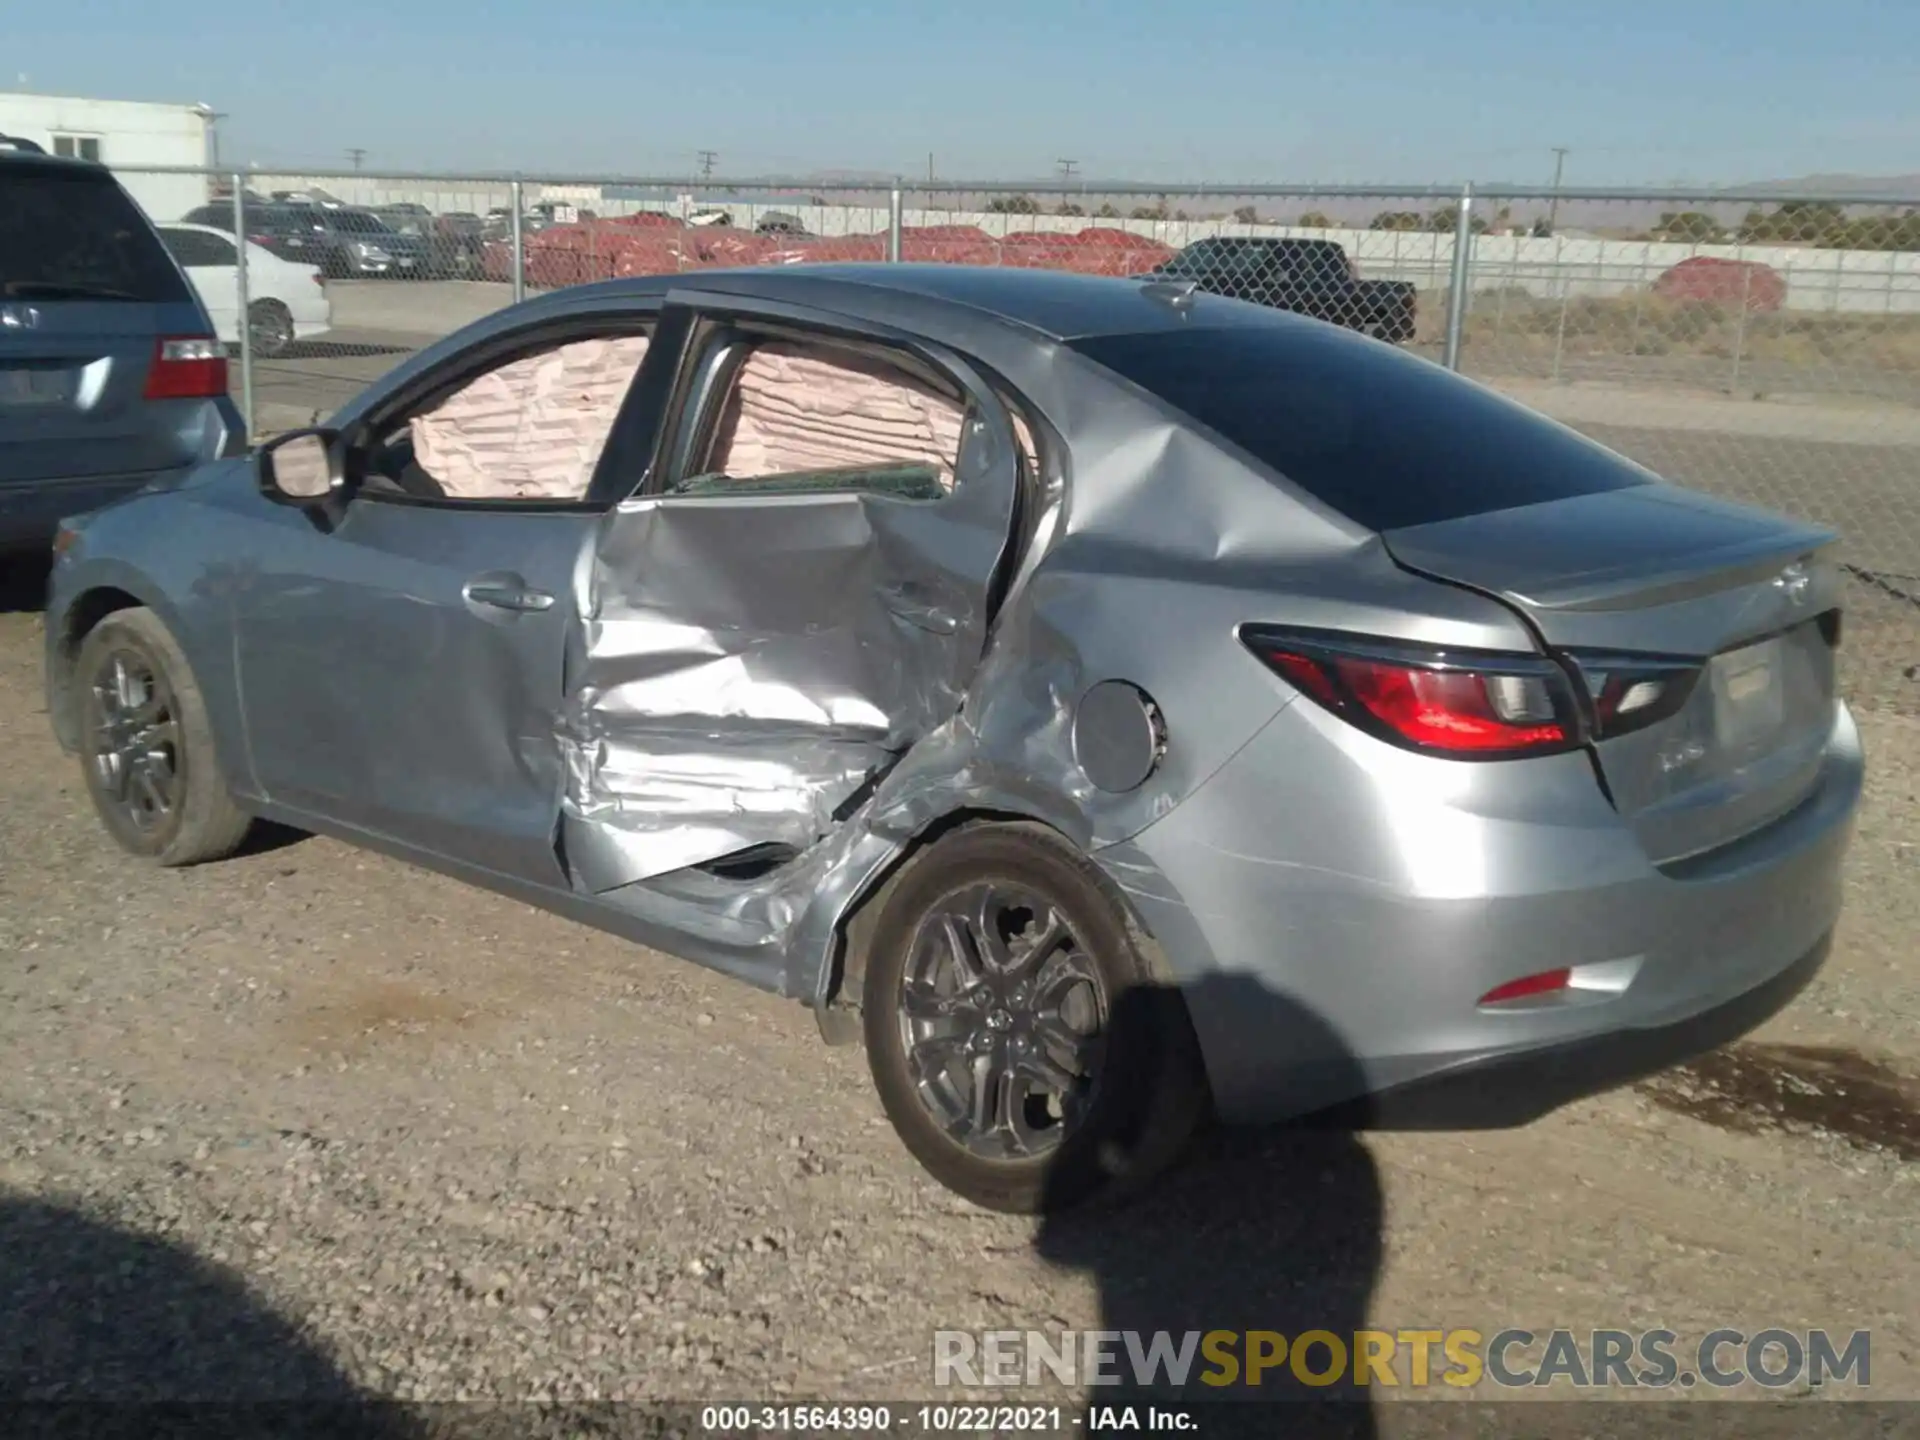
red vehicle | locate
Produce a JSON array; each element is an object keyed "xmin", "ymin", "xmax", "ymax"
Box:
[{"xmin": 1653, "ymin": 257, "xmax": 1786, "ymax": 312}]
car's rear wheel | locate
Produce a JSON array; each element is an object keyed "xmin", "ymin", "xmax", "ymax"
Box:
[
  {"xmin": 861, "ymin": 824, "xmax": 1208, "ymax": 1213},
  {"xmin": 76, "ymin": 608, "xmax": 253, "ymax": 866},
  {"xmin": 247, "ymin": 299, "xmax": 295, "ymax": 358}
]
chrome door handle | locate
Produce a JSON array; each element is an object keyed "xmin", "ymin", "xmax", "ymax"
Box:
[{"xmin": 462, "ymin": 578, "xmax": 555, "ymax": 612}]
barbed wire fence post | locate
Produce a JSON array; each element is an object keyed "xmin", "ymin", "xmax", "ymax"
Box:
[
  {"xmin": 509, "ymin": 178, "xmax": 526, "ymax": 304},
  {"xmin": 1550, "ymin": 234, "xmax": 1571, "ymax": 383},
  {"xmin": 1626, "ymin": 242, "xmax": 1651, "ymax": 359},
  {"xmin": 230, "ymin": 174, "xmax": 254, "ymax": 440},
  {"xmin": 1730, "ymin": 261, "xmax": 1753, "ymax": 394},
  {"xmin": 1442, "ymin": 182, "xmax": 1474, "ymax": 370}
]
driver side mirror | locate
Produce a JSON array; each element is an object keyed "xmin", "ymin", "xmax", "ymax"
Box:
[{"xmin": 256, "ymin": 428, "xmax": 348, "ymax": 507}]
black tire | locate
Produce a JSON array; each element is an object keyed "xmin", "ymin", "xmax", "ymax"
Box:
[
  {"xmin": 75, "ymin": 608, "xmax": 253, "ymax": 867},
  {"xmin": 861, "ymin": 823, "xmax": 1208, "ymax": 1213},
  {"xmin": 247, "ymin": 299, "xmax": 295, "ymax": 358}
]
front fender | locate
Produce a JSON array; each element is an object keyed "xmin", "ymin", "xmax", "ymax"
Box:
[{"xmin": 44, "ymin": 556, "xmax": 183, "ymax": 752}]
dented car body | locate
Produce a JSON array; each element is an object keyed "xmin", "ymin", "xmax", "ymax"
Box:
[{"xmin": 46, "ymin": 266, "xmax": 1861, "ymax": 1209}]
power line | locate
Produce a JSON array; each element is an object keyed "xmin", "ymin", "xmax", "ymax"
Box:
[
  {"xmin": 697, "ymin": 149, "xmax": 717, "ymax": 180},
  {"xmin": 1057, "ymin": 158, "xmax": 1078, "ymax": 184},
  {"xmin": 346, "ymin": 148, "xmax": 366, "ymax": 171}
]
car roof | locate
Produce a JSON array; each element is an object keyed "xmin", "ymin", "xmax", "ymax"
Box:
[
  {"xmin": 159, "ymin": 220, "xmax": 292, "ymax": 258},
  {"xmin": 637, "ymin": 263, "xmax": 1281, "ymax": 342},
  {"xmin": 163, "ymin": 220, "xmax": 254, "ymax": 241},
  {"xmin": 1191, "ymin": 235, "xmax": 1339, "ymax": 246},
  {"xmin": 0, "ymin": 149, "xmax": 117, "ymax": 177}
]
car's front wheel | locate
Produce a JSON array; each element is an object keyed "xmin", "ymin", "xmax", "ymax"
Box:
[
  {"xmin": 861, "ymin": 823, "xmax": 1208, "ymax": 1213},
  {"xmin": 75, "ymin": 608, "xmax": 253, "ymax": 866}
]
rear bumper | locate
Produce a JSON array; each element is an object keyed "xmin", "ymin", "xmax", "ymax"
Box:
[
  {"xmin": 1322, "ymin": 929, "xmax": 1830, "ymax": 1128},
  {"xmin": 354, "ymin": 255, "xmax": 427, "ymax": 277},
  {"xmin": 1100, "ymin": 699, "xmax": 1863, "ymax": 1125},
  {"xmin": 0, "ymin": 468, "xmax": 189, "ymax": 551}
]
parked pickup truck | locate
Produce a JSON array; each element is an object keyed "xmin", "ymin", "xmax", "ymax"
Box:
[{"xmin": 1148, "ymin": 237, "xmax": 1418, "ymax": 342}]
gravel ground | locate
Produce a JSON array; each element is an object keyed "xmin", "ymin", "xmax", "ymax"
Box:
[{"xmin": 0, "ymin": 562, "xmax": 1916, "ymax": 1424}]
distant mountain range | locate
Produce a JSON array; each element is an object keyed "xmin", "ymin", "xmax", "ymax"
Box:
[
  {"xmin": 692, "ymin": 171, "xmax": 1920, "ymax": 225},
  {"xmin": 1732, "ymin": 173, "xmax": 1920, "ymax": 200}
]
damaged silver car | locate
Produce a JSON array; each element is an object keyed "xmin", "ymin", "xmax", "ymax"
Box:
[{"xmin": 45, "ymin": 266, "xmax": 1861, "ymax": 1211}]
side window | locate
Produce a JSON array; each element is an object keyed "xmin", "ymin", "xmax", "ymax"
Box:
[
  {"xmin": 162, "ymin": 229, "xmax": 235, "ymax": 267},
  {"xmin": 368, "ymin": 332, "xmax": 651, "ymax": 503},
  {"xmin": 671, "ymin": 340, "xmax": 966, "ymax": 502},
  {"xmin": 1249, "ymin": 244, "xmax": 1291, "ymax": 281},
  {"xmin": 52, "ymin": 134, "xmax": 104, "ymax": 162}
]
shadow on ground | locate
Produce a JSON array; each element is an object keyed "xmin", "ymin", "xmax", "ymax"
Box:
[
  {"xmin": 0, "ymin": 553, "xmax": 51, "ymax": 615},
  {"xmin": 0, "ymin": 1196, "xmax": 417, "ymax": 1436},
  {"xmin": 1035, "ymin": 977, "xmax": 1383, "ymax": 1438},
  {"xmin": 246, "ymin": 339, "xmax": 415, "ymax": 363}
]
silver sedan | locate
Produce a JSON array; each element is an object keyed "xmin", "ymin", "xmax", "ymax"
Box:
[{"xmin": 43, "ymin": 265, "xmax": 1861, "ymax": 1211}]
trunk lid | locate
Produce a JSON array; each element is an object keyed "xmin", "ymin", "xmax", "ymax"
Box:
[{"xmin": 1383, "ymin": 484, "xmax": 1843, "ymax": 864}]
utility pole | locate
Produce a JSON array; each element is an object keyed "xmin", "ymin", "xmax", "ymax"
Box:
[
  {"xmin": 346, "ymin": 147, "xmax": 366, "ymax": 171},
  {"xmin": 191, "ymin": 105, "xmax": 228, "ymax": 171},
  {"xmin": 1057, "ymin": 158, "xmax": 1078, "ymax": 184},
  {"xmin": 1546, "ymin": 146, "xmax": 1569, "ymax": 233},
  {"xmin": 697, "ymin": 149, "xmax": 717, "ymax": 181}
]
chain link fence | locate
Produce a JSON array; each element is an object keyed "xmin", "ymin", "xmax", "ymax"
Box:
[{"xmin": 113, "ymin": 166, "xmax": 1920, "ymax": 716}]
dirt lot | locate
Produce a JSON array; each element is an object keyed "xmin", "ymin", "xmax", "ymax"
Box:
[{"xmin": 1, "ymin": 549, "xmax": 1917, "ymax": 1426}]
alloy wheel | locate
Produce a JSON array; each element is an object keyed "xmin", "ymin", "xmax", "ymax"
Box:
[
  {"xmin": 87, "ymin": 650, "xmax": 182, "ymax": 835},
  {"xmin": 897, "ymin": 882, "xmax": 1108, "ymax": 1159}
]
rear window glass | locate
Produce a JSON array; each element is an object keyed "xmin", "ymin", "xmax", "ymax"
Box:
[
  {"xmin": 332, "ymin": 212, "xmax": 392, "ymax": 235},
  {"xmin": 1070, "ymin": 325, "xmax": 1651, "ymax": 532},
  {"xmin": 0, "ymin": 166, "xmax": 189, "ymax": 303}
]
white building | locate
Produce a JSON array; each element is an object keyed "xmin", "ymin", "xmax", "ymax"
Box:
[{"xmin": 0, "ymin": 91, "xmax": 217, "ymax": 223}]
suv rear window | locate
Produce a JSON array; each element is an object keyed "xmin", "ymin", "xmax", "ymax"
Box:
[
  {"xmin": 0, "ymin": 165, "xmax": 190, "ymax": 303},
  {"xmin": 1069, "ymin": 325, "xmax": 1650, "ymax": 532}
]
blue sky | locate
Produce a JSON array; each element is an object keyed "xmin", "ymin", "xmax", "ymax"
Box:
[{"xmin": 10, "ymin": 0, "xmax": 1914, "ymax": 184}]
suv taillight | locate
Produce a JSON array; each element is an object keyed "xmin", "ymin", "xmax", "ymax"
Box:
[
  {"xmin": 143, "ymin": 335, "xmax": 228, "ymax": 400},
  {"xmin": 1242, "ymin": 625, "xmax": 1581, "ymax": 760}
]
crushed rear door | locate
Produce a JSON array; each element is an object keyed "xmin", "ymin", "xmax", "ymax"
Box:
[{"xmin": 558, "ymin": 307, "xmax": 1025, "ymax": 892}]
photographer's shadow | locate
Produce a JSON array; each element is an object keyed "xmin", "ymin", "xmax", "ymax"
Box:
[
  {"xmin": 1036, "ymin": 975, "xmax": 1383, "ymax": 1440},
  {"xmin": 0, "ymin": 1195, "xmax": 416, "ymax": 1438}
]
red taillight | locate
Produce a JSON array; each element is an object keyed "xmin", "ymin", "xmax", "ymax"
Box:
[
  {"xmin": 1242, "ymin": 626, "xmax": 1579, "ymax": 759},
  {"xmin": 1334, "ymin": 657, "xmax": 1567, "ymax": 752},
  {"xmin": 142, "ymin": 335, "xmax": 228, "ymax": 400},
  {"xmin": 1479, "ymin": 968, "xmax": 1572, "ymax": 1005}
]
